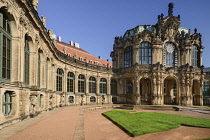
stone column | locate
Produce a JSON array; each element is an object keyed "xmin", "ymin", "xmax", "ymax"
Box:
[
  {"xmin": 51, "ymin": 65, "xmax": 56, "ymax": 91},
  {"xmin": 40, "ymin": 60, "xmax": 46, "ymax": 89},
  {"xmin": 199, "ymin": 77, "xmax": 204, "ymax": 106},
  {"xmin": 96, "ymin": 77, "xmax": 100, "ymax": 104},
  {"xmin": 85, "ymin": 76, "xmax": 89, "ymax": 105},
  {"xmin": 85, "ymin": 76, "xmax": 89, "ymax": 94},
  {"xmin": 156, "ymin": 73, "xmax": 164, "ymax": 105},
  {"xmin": 152, "ymin": 74, "xmax": 158, "ymax": 105},
  {"xmin": 135, "ymin": 78, "xmax": 141, "ymax": 105},
  {"xmin": 152, "ymin": 45, "xmax": 158, "ymax": 64},
  {"xmin": 133, "ymin": 46, "xmax": 139, "ymax": 64},
  {"xmin": 107, "ymin": 78, "xmax": 111, "ymax": 104},
  {"xmin": 29, "ymin": 51, "xmax": 37, "ymax": 87},
  {"xmin": 47, "ymin": 62, "xmax": 52, "ymax": 91},
  {"xmin": 200, "ymin": 49, "xmax": 203, "ymax": 66},
  {"xmin": 11, "ymin": 37, "xmax": 21, "ymax": 83},
  {"xmin": 74, "ymin": 72, "xmax": 78, "ymax": 94}
]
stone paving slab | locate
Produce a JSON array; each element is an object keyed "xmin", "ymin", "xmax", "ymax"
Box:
[
  {"xmin": 0, "ymin": 108, "xmax": 62, "ymax": 140},
  {"xmin": 84, "ymin": 109, "xmax": 210, "ymax": 140},
  {"xmin": 174, "ymin": 106, "xmax": 210, "ymax": 114},
  {"xmin": 0, "ymin": 105, "xmax": 210, "ymax": 140}
]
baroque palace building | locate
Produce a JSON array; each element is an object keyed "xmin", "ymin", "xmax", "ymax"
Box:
[
  {"xmin": 0, "ymin": 0, "xmax": 209, "ymax": 129},
  {"xmin": 110, "ymin": 3, "xmax": 207, "ymax": 106}
]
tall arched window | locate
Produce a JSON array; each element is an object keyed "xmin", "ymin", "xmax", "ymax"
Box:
[
  {"xmin": 24, "ymin": 36, "xmax": 30, "ymax": 85},
  {"xmin": 164, "ymin": 42, "xmax": 177, "ymax": 66},
  {"xmin": 78, "ymin": 74, "xmax": 85, "ymax": 93},
  {"xmin": 124, "ymin": 46, "xmax": 133, "ymax": 68},
  {"xmin": 139, "ymin": 42, "xmax": 152, "ymax": 64},
  {"xmin": 67, "ymin": 72, "xmax": 74, "ymax": 93},
  {"xmin": 192, "ymin": 45, "xmax": 199, "ymax": 67},
  {"xmin": 56, "ymin": 68, "xmax": 63, "ymax": 92},
  {"xmin": 126, "ymin": 82, "xmax": 133, "ymax": 94},
  {"xmin": 110, "ymin": 79, "xmax": 117, "ymax": 95},
  {"xmin": 100, "ymin": 78, "xmax": 107, "ymax": 94},
  {"xmin": 0, "ymin": 9, "xmax": 11, "ymax": 80},
  {"xmin": 89, "ymin": 76, "xmax": 96, "ymax": 94},
  {"xmin": 203, "ymin": 82, "xmax": 210, "ymax": 96}
]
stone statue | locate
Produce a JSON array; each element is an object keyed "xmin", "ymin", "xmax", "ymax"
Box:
[
  {"xmin": 194, "ymin": 28, "xmax": 197, "ymax": 34},
  {"xmin": 63, "ymin": 47, "xmax": 67, "ymax": 54},
  {"xmin": 168, "ymin": 3, "xmax": 174, "ymax": 16},
  {"xmin": 158, "ymin": 15, "xmax": 161, "ymax": 20},
  {"xmin": 41, "ymin": 16, "xmax": 46, "ymax": 28},
  {"xmin": 32, "ymin": 0, "xmax": 38, "ymax": 10},
  {"xmin": 160, "ymin": 13, "xmax": 164, "ymax": 19},
  {"xmin": 29, "ymin": 96, "xmax": 37, "ymax": 114}
]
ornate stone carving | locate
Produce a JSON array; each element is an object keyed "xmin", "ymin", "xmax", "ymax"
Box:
[
  {"xmin": 152, "ymin": 62, "xmax": 164, "ymax": 71},
  {"xmin": 29, "ymin": 95, "xmax": 37, "ymax": 114},
  {"xmin": 35, "ymin": 34, "xmax": 40, "ymax": 46},
  {"xmin": 41, "ymin": 16, "xmax": 46, "ymax": 28},
  {"xmin": 32, "ymin": 0, "xmax": 38, "ymax": 10}
]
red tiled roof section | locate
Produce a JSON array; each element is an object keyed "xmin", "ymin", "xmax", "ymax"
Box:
[{"xmin": 55, "ymin": 40, "xmax": 112, "ymax": 67}]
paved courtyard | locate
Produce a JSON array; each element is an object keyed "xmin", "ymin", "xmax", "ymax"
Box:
[{"xmin": 0, "ymin": 105, "xmax": 210, "ymax": 140}]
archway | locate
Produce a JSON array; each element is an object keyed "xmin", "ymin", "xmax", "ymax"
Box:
[
  {"xmin": 140, "ymin": 78, "xmax": 151, "ymax": 105},
  {"xmin": 126, "ymin": 81, "xmax": 133, "ymax": 104},
  {"xmin": 192, "ymin": 80, "xmax": 201, "ymax": 105},
  {"xmin": 164, "ymin": 77, "xmax": 178, "ymax": 105}
]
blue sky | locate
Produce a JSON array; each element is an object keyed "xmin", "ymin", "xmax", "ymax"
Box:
[{"xmin": 37, "ymin": 0, "xmax": 210, "ymax": 67}]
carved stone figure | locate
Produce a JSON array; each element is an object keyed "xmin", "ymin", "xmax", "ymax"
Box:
[
  {"xmin": 32, "ymin": 0, "xmax": 39, "ymax": 10},
  {"xmin": 29, "ymin": 96, "xmax": 37, "ymax": 114},
  {"xmin": 168, "ymin": 3, "xmax": 174, "ymax": 16},
  {"xmin": 41, "ymin": 16, "xmax": 46, "ymax": 28}
]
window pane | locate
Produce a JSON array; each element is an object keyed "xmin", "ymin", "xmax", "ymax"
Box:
[
  {"xmin": 139, "ymin": 42, "xmax": 152, "ymax": 64},
  {"xmin": 124, "ymin": 46, "xmax": 133, "ymax": 67}
]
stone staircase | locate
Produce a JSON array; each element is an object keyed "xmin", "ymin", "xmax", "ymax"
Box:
[{"xmin": 115, "ymin": 104, "xmax": 135, "ymax": 110}]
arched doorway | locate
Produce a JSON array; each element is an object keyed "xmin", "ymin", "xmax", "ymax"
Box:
[
  {"xmin": 140, "ymin": 78, "xmax": 151, "ymax": 105},
  {"xmin": 192, "ymin": 80, "xmax": 201, "ymax": 105},
  {"xmin": 164, "ymin": 77, "xmax": 178, "ymax": 105},
  {"xmin": 126, "ymin": 81, "xmax": 133, "ymax": 104}
]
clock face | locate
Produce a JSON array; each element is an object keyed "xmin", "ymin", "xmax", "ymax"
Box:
[{"xmin": 166, "ymin": 44, "xmax": 174, "ymax": 53}]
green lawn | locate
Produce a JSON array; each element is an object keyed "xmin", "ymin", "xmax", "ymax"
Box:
[{"xmin": 103, "ymin": 110, "xmax": 210, "ymax": 137}]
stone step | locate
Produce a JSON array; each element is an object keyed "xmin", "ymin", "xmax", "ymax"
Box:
[{"xmin": 115, "ymin": 105, "xmax": 175, "ymax": 111}]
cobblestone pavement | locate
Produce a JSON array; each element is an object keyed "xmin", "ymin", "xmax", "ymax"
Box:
[{"xmin": 0, "ymin": 105, "xmax": 210, "ymax": 140}]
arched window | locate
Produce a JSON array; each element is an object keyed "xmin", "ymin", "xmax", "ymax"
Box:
[
  {"xmin": 124, "ymin": 46, "xmax": 133, "ymax": 68},
  {"xmin": 164, "ymin": 42, "xmax": 177, "ymax": 66},
  {"xmin": 0, "ymin": 9, "xmax": 11, "ymax": 80},
  {"xmin": 78, "ymin": 74, "xmax": 85, "ymax": 93},
  {"xmin": 139, "ymin": 42, "xmax": 152, "ymax": 64},
  {"xmin": 67, "ymin": 72, "xmax": 74, "ymax": 93},
  {"xmin": 110, "ymin": 79, "xmax": 117, "ymax": 95},
  {"xmin": 203, "ymin": 82, "xmax": 210, "ymax": 96},
  {"xmin": 126, "ymin": 82, "xmax": 133, "ymax": 94},
  {"xmin": 100, "ymin": 78, "xmax": 107, "ymax": 94},
  {"xmin": 90, "ymin": 96, "xmax": 96, "ymax": 103},
  {"xmin": 68, "ymin": 96, "xmax": 74, "ymax": 103},
  {"xmin": 89, "ymin": 76, "xmax": 96, "ymax": 93},
  {"xmin": 24, "ymin": 36, "xmax": 30, "ymax": 85},
  {"xmin": 56, "ymin": 68, "xmax": 63, "ymax": 92},
  {"xmin": 192, "ymin": 45, "xmax": 199, "ymax": 67},
  {"xmin": 2, "ymin": 91, "xmax": 12, "ymax": 116}
]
